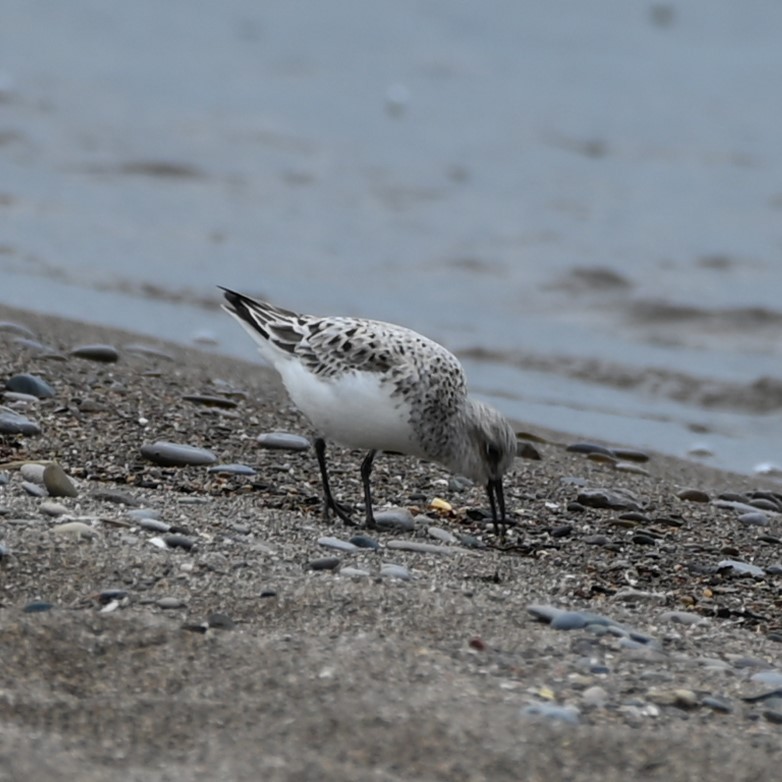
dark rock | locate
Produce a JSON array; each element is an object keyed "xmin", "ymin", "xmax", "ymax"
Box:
[
  {"xmin": 23, "ymin": 601, "xmax": 54, "ymax": 613},
  {"xmin": 307, "ymin": 557, "xmax": 341, "ymax": 571},
  {"xmin": 5, "ymin": 373, "xmax": 55, "ymax": 398},
  {"xmin": 611, "ymin": 448, "xmax": 650, "ymax": 463},
  {"xmin": 566, "ymin": 442, "xmax": 615, "ymax": 456},
  {"xmin": 70, "ymin": 344, "xmax": 120, "ymax": 362},
  {"xmin": 98, "ymin": 589, "xmax": 129, "ymax": 605},
  {"xmin": 349, "ymin": 534, "xmax": 380, "ymax": 550},
  {"xmin": 164, "ymin": 534, "xmax": 195, "ymax": 551},
  {"xmin": 207, "ymin": 612, "xmax": 235, "ymax": 630},
  {"xmin": 374, "ymin": 508, "xmax": 415, "ymax": 531},
  {"xmin": 677, "ymin": 488, "xmax": 710, "ymax": 503},
  {"xmin": 577, "ymin": 487, "xmax": 645, "ymax": 511}
]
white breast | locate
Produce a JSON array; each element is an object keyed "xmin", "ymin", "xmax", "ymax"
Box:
[{"xmin": 277, "ymin": 360, "xmax": 420, "ymax": 455}]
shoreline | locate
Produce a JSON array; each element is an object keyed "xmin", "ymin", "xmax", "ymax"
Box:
[{"xmin": 2, "ymin": 303, "xmax": 782, "ymax": 780}]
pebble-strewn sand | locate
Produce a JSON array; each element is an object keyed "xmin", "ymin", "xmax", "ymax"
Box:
[{"xmin": 1, "ymin": 303, "xmax": 782, "ymax": 782}]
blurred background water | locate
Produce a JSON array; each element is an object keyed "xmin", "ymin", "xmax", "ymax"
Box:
[{"xmin": 1, "ymin": 0, "xmax": 781, "ymax": 474}]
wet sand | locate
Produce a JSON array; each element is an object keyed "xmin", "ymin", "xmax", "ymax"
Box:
[{"xmin": 1, "ymin": 303, "xmax": 782, "ymax": 781}]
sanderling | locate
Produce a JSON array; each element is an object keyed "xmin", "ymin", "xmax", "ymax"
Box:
[{"xmin": 221, "ymin": 288, "xmax": 517, "ymax": 534}]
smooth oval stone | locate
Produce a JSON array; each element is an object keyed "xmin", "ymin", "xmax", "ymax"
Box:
[
  {"xmin": 5, "ymin": 373, "xmax": 55, "ymax": 399},
  {"xmin": 386, "ymin": 540, "xmax": 453, "ymax": 556},
  {"xmin": 23, "ymin": 601, "xmax": 54, "ymax": 613},
  {"xmin": 427, "ymin": 526, "xmax": 458, "ymax": 544},
  {"xmin": 749, "ymin": 498, "xmax": 781, "ymax": 512},
  {"xmin": 207, "ymin": 612, "xmax": 236, "ymax": 630},
  {"xmin": 739, "ymin": 511, "xmax": 770, "ymax": 527},
  {"xmin": 374, "ymin": 508, "xmax": 415, "ymax": 531},
  {"xmin": 182, "ymin": 394, "xmax": 238, "ymax": 409},
  {"xmin": 717, "ymin": 559, "xmax": 765, "ymax": 577},
  {"xmin": 20, "ymin": 463, "xmax": 46, "ymax": 482},
  {"xmin": 576, "ymin": 487, "xmax": 644, "ymax": 511},
  {"xmin": 138, "ymin": 518, "xmax": 171, "ymax": 533},
  {"xmin": 70, "ymin": 344, "xmax": 119, "ymax": 362},
  {"xmin": 614, "ymin": 462, "xmax": 649, "ymax": 476},
  {"xmin": 550, "ymin": 611, "xmax": 592, "ymax": 631},
  {"xmin": 0, "ymin": 410, "xmax": 41, "ymax": 435},
  {"xmin": 127, "ymin": 508, "xmax": 162, "ymax": 521},
  {"xmin": 527, "ymin": 604, "xmax": 568, "ymax": 624},
  {"xmin": 157, "ymin": 597, "xmax": 186, "ymax": 609},
  {"xmin": 702, "ymin": 695, "xmax": 733, "ymax": 713},
  {"xmin": 52, "ymin": 521, "xmax": 96, "ymax": 540},
  {"xmin": 140, "ymin": 441, "xmax": 217, "ymax": 466},
  {"xmin": 520, "ymin": 703, "xmax": 581, "ymax": 725},
  {"xmin": 207, "ymin": 463, "xmax": 257, "ymax": 476},
  {"xmin": 307, "ymin": 556, "xmax": 341, "ymax": 571},
  {"xmin": 448, "ymin": 476, "xmax": 474, "ymax": 492},
  {"xmin": 318, "ymin": 536, "xmax": 359, "ymax": 552},
  {"xmin": 750, "ymin": 670, "xmax": 782, "ymax": 687},
  {"xmin": 380, "ymin": 563, "xmax": 411, "ymax": 580},
  {"xmin": 164, "ymin": 534, "xmax": 194, "ymax": 550},
  {"xmin": 43, "ymin": 463, "xmax": 78, "ymax": 498},
  {"xmin": 2, "ymin": 391, "xmax": 40, "ymax": 405},
  {"xmin": 256, "ymin": 432, "xmax": 311, "ymax": 451},
  {"xmin": 40, "ymin": 501, "xmax": 69, "ymax": 517},
  {"xmin": 0, "ymin": 321, "xmax": 36, "ymax": 338},
  {"xmin": 21, "ymin": 481, "xmax": 47, "ymax": 497},
  {"xmin": 339, "ymin": 566, "xmax": 370, "ymax": 578},
  {"xmin": 677, "ymin": 488, "xmax": 710, "ymax": 503},
  {"xmin": 349, "ymin": 534, "xmax": 380, "ymax": 550}
]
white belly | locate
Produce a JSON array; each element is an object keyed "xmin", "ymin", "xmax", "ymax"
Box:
[{"xmin": 278, "ymin": 361, "xmax": 420, "ymax": 455}]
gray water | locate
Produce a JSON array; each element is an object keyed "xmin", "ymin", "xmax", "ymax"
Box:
[{"xmin": 2, "ymin": 1, "xmax": 782, "ymax": 474}]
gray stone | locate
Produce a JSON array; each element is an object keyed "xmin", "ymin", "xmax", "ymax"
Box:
[
  {"xmin": 207, "ymin": 463, "xmax": 257, "ymax": 476},
  {"xmin": 717, "ymin": 559, "xmax": 765, "ymax": 577},
  {"xmin": 0, "ymin": 410, "xmax": 41, "ymax": 436},
  {"xmin": 318, "ymin": 536, "xmax": 359, "ymax": 552},
  {"xmin": 256, "ymin": 432, "xmax": 311, "ymax": 451},
  {"xmin": 374, "ymin": 508, "xmax": 415, "ymax": 531},
  {"xmin": 43, "ymin": 463, "xmax": 78, "ymax": 497},
  {"xmin": 386, "ymin": 540, "xmax": 453, "ymax": 556},
  {"xmin": 140, "ymin": 441, "xmax": 217, "ymax": 467},
  {"xmin": 520, "ymin": 703, "xmax": 581, "ymax": 725},
  {"xmin": 380, "ymin": 563, "xmax": 411, "ymax": 580},
  {"xmin": 5, "ymin": 373, "xmax": 55, "ymax": 398}
]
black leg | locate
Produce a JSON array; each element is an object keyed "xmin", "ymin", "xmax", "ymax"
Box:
[
  {"xmin": 360, "ymin": 449, "xmax": 378, "ymax": 529},
  {"xmin": 313, "ymin": 437, "xmax": 356, "ymax": 526},
  {"xmin": 486, "ymin": 478, "xmax": 507, "ymax": 537}
]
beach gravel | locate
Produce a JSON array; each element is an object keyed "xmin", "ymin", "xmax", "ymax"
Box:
[{"xmin": 2, "ymin": 304, "xmax": 782, "ymax": 781}]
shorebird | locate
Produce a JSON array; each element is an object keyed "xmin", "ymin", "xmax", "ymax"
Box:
[{"xmin": 221, "ymin": 288, "xmax": 517, "ymax": 533}]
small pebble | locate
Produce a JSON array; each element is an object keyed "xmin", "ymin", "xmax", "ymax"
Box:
[
  {"xmin": 21, "ymin": 481, "xmax": 47, "ymax": 497},
  {"xmin": 20, "ymin": 463, "xmax": 46, "ymax": 483},
  {"xmin": 380, "ymin": 563, "xmax": 411, "ymax": 580},
  {"xmin": 140, "ymin": 441, "xmax": 217, "ymax": 467},
  {"xmin": 318, "ymin": 536, "xmax": 359, "ymax": 552},
  {"xmin": 70, "ymin": 344, "xmax": 120, "ymax": 362},
  {"xmin": 5, "ymin": 373, "xmax": 55, "ymax": 398},
  {"xmin": 138, "ymin": 518, "xmax": 171, "ymax": 533},
  {"xmin": 717, "ymin": 559, "xmax": 765, "ymax": 577},
  {"xmin": 339, "ymin": 566, "xmax": 370, "ymax": 578},
  {"xmin": 676, "ymin": 488, "xmax": 710, "ymax": 503},
  {"xmin": 307, "ymin": 557, "xmax": 341, "ymax": 571},
  {"xmin": 738, "ymin": 511, "xmax": 769, "ymax": 527},
  {"xmin": 581, "ymin": 686, "xmax": 609, "ymax": 708},
  {"xmin": 386, "ymin": 540, "xmax": 453, "ymax": 556},
  {"xmin": 182, "ymin": 394, "xmax": 238, "ymax": 409},
  {"xmin": 207, "ymin": 463, "xmax": 257, "ymax": 476},
  {"xmin": 428, "ymin": 526, "xmax": 458, "ymax": 544},
  {"xmin": 157, "ymin": 597, "xmax": 186, "ymax": 609},
  {"xmin": 23, "ymin": 601, "xmax": 54, "ymax": 613},
  {"xmin": 256, "ymin": 432, "xmax": 311, "ymax": 451},
  {"xmin": 349, "ymin": 534, "xmax": 380, "ymax": 550},
  {"xmin": 164, "ymin": 534, "xmax": 195, "ymax": 551},
  {"xmin": 43, "ymin": 463, "xmax": 78, "ymax": 498},
  {"xmin": 207, "ymin": 612, "xmax": 236, "ymax": 630}
]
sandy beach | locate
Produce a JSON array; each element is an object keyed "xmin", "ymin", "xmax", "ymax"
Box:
[{"xmin": 1, "ymin": 302, "xmax": 782, "ymax": 781}]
